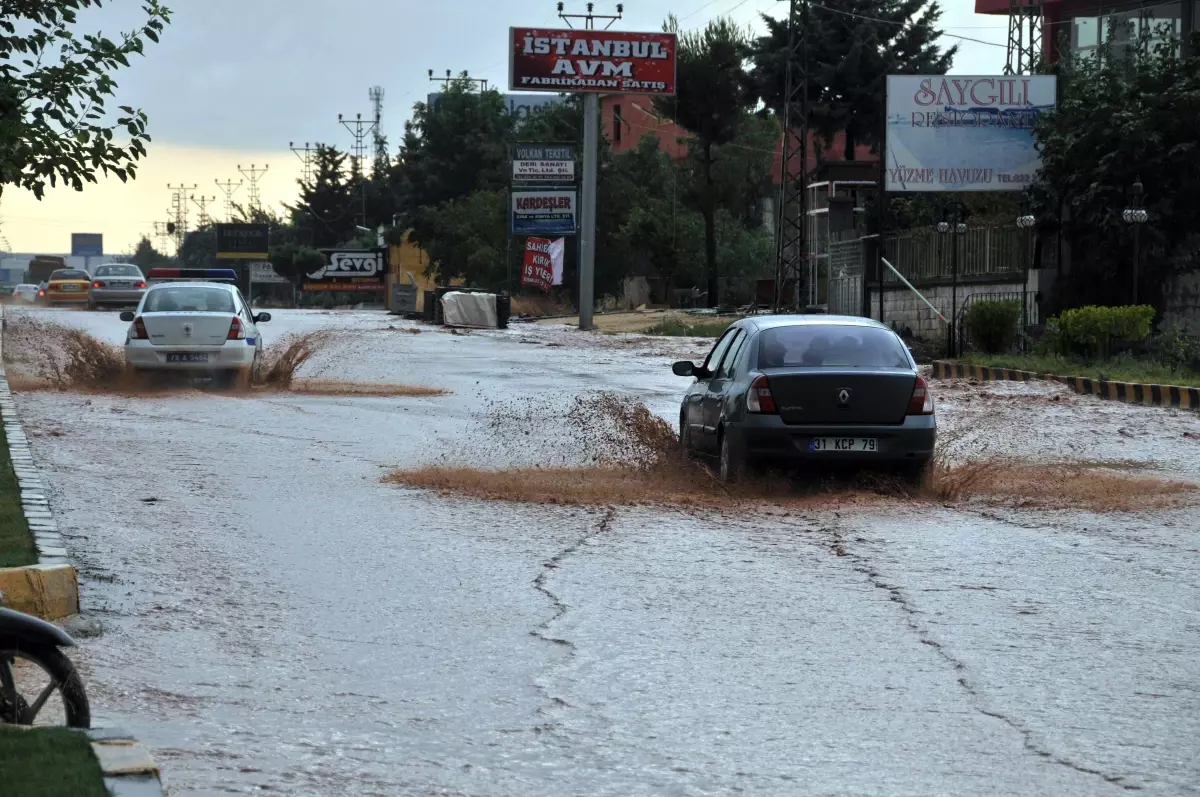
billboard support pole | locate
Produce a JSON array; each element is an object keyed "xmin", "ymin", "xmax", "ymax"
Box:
[{"xmin": 579, "ymin": 91, "xmax": 598, "ymax": 331}]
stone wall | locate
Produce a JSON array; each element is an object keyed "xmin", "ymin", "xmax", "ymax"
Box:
[
  {"xmin": 868, "ymin": 276, "xmax": 1028, "ymax": 341},
  {"xmin": 1162, "ymin": 270, "xmax": 1200, "ymax": 335}
]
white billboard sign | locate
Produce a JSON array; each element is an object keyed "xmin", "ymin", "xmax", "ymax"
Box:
[
  {"xmin": 513, "ymin": 159, "xmax": 575, "ymax": 182},
  {"xmin": 885, "ymin": 75, "xmax": 1056, "ymax": 192},
  {"xmin": 248, "ymin": 261, "xmax": 288, "ymax": 284}
]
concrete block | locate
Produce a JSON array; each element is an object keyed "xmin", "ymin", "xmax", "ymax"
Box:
[{"xmin": 0, "ymin": 564, "xmax": 80, "ymax": 620}]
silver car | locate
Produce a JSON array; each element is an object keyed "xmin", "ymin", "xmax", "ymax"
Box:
[{"xmin": 88, "ymin": 263, "xmax": 147, "ymax": 309}]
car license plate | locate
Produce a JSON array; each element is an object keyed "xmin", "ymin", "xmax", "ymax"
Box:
[
  {"xmin": 809, "ymin": 437, "xmax": 878, "ymax": 452},
  {"xmin": 62, "ymin": 285, "xmax": 80, "ymax": 291},
  {"xmin": 166, "ymin": 353, "xmax": 209, "ymax": 363}
]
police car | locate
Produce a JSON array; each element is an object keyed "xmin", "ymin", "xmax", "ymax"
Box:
[{"xmin": 120, "ymin": 268, "xmax": 271, "ymax": 389}]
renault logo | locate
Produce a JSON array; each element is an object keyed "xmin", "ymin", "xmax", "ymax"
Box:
[
  {"xmin": 837, "ymin": 388, "xmax": 852, "ymax": 407},
  {"xmin": 183, "ymin": 323, "xmax": 193, "ymax": 337}
]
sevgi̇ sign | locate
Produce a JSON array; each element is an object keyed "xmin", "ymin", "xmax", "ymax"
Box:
[
  {"xmin": 885, "ymin": 75, "xmax": 1057, "ymax": 192},
  {"xmin": 511, "ymin": 190, "xmax": 577, "ymax": 236},
  {"xmin": 302, "ymin": 248, "xmax": 388, "ymax": 292},
  {"xmin": 70, "ymin": 233, "xmax": 103, "ymax": 257},
  {"xmin": 509, "ymin": 28, "xmax": 677, "ymax": 95},
  {"xmin": 215, "ymin": 223, "xmax": 270, "ymax": 259},
  {"xmin": 512, "ymin": 144, "xmax": 575, "ymax": 183}
]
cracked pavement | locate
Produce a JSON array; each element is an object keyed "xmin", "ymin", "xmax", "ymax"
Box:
[{"xmin": 7, "ymin": 308, "xmax": 1200, "ymax": 797}]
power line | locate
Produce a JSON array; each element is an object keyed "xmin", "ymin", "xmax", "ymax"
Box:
[
  {"xmin": 215, "ymin": 178, "xmax": 243, "ymax": 221},
  {"xmin": 808, "ymin": 3, "xmax": 1008, "ymax": 48},
  {"xmin": 237, "ymin": 164, "xmax": 269, "ymax": 213},
  {"xmin": 167, "ymin": 183, "xmax": 196, "ymax": 252},
  {"xmin": 289, "ymin": 142, "xmax": 316, "ymax": 186},
  {"xmin": 338, "ymin": 112, "xmax": 377, "ymax": 227},
  {"xmin": 190, "ymin": 194, "xmax": 216, "ymax": 227},
  {"xmin": 369, "ymin": 87, "xmax": 388, "ymax": 167}
]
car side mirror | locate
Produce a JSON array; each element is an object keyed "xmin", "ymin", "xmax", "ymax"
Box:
[
  {"xmin": 672, "ymin": 360, "xmax": 697, "ymax": 377},
  {"xmin": 119, "ymin": 311, "xmax": 135, "ymax": 322},
  {"xmin": 254, "ymin": 312, "xmax": 271, "ymax": 323}
]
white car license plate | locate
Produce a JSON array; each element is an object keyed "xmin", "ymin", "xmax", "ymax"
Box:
[
  {"xmin": 166, "ymin": 353, "xmax": 209, "ymax": 363},
  {"xmin": 809, "ymin": 437, "xmax": 878, "ymax": 452},
  {"xmin": 62, "ymin": 285, "xmax": 80, "ymax": 291}
]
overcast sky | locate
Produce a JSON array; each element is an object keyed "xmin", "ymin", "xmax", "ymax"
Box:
[{"xmin": 1, "ymin": 0, "xmax": 1011, "ymax": 255}]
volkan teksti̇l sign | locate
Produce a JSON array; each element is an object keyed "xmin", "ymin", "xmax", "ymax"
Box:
[
  {"xmin": 303, "ymin": 248, "xmax": 388, "ymax": 292},
  {"xmin": 512, "ymin": 144, "xmax": 575, "ymax": 183},
  {"xmin": 885, "ymin": 75, "xmax": 1057, "ymax": 192},
  {"xmin": 509, "ymin": 28, "xmax": 677, "ymax": 95},
  {"xmin": 511, "ymin": 190, "xmax": 578, "ymax": 236}
]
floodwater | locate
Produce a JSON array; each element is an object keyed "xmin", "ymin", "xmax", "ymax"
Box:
[{"xmin": 7, "ymin": 307, "xmax": 1200, "ymax": 796}]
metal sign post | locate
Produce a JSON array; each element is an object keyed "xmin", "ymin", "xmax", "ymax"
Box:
[{"xmin": 579, "ymin": 94, "xmax": 598, "ymax": 330}]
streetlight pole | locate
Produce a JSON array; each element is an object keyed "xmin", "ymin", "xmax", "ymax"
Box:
[
  {"xmin": 1122, "ymin": 178, "xmax": 1148, "ymax": 305},
  {"xmin": 936, "ymin": 204, "xmax": 968, "ymax": 357},
  {"xmin": 1017, "ymin": 203, "xmax": 1036, "ymax": 350}
]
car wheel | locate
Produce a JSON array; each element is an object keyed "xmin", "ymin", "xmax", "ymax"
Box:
[
  {"xmin": 230, "ymin": 366, "xmax": 253, "ymax": 392},
  {"xmin": 718, "ymin": 430, "xmax": 745, "ymax": 484},
  {"xmin": 87, "ymin": 300, "xmax": 95, "ymax": 311},
  {"xmin": 679, "ymin": 413, "xmax": 694, "ymax": 457},
  {"xmin": 899, "ymin": 462, "xmax": 929, "ymax": 489}
]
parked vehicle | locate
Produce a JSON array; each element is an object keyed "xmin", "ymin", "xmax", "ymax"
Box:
[
  {"xmin": 11, "ymin": 284, "xmax": 40, "ymax": 304},
  {"xmin": 44, "ymin": 268, "xmax": 92, "ymax": 305},
  {"xmin": 22, "ymin": 256, "xmax": 66, "ymax": 287},
  {"xmin": 672, "ymin": 315, "xmax": 937, "ymax": 482},
  {"xmin": 0, "ymin": 606, "xmax": 91, "ymax": 728},
  {"xmin": 88, "ymin": 263, "xmax": 148, "ymax": 309},
  {"xmin": 121, "ymin": 276, "xmax": 270, "ymax": 389}
]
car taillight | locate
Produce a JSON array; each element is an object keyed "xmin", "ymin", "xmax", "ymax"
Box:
[
  {"xmin": 132, "ymin": 317, "xmax": 149, "ymax": 340},
  {"xmin": 227, "ymin": 316, "xmax": 245, "ymax": 340},
  {"xmin": 907, "ymin": 375, "xmax": 935, "ymax": 415},
  {"xmin": 134, "ymin": 281, "xmax": 147, "ymax": 289},
  {"xmin": 38, "ymin": 289, "xmax": 45, "ymax": 296},
  {"xmin": 92, "ymin": 281, "xmax": 105, "ymax": 289},
  {"xmin": 746, "ymin": 375, "xmax": 777, "ymax": 414}
]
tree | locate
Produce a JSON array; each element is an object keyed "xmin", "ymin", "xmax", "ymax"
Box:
[
  {"xmin": 291, "ymin": 145, "xmax": 356, "ymax": 249},
  {"xmin": 655, "ymin": 16, "xmax": 756, "ymax": 307},
  {"xmin": 0, "ymin": 1, "xmax": 171, "ymax": 199},
  {"xmin": 1031, "ymin": 30, "xmax": 1200, "ymax": 311},
  {"xmin": 751, "ymin": 1, "xmax": 955, "ymax": 161},
  {"xmin": 129, "ymin": 236, "xmax": 171, "ymax": 270}
]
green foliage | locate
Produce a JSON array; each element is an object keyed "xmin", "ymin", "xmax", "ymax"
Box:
[
  {"xmin": 0, "ymin": 1, "xmax": 171, "ymax": 199},
  {"xmin": 0, "ymin": 727, "xmax": 109, "ymax": 797},
  {"xmin": 1150, "ymin": 326, "xmax": 1200, "ymax": 373},
  {"xmin": 963, "ymin": 352, "xmax": 1200, "ymax": 388},
  {"xmin": 129, "ymin": 237, "xmax": 171, "ymax": 270},
  {"xmin": 291, "ymin": 145, "xmax": 357, "ymax": 249},
  {"xmin": 964, "ymin": 299, "xmax": 1021, "ymax": 354},
  {"xmin": 0, "ymin": 420, "xmax": 37, "ymax": 567},
  {"xmin": 1053, "ymin": 305, "xmax": 1156, "ymax": 359},
  {"xmin": 750, "ymin": 0, "xmax": 955, "ymax": 160},
  {"xmin": 1031, "ymin": 29, "xmax": 1200, "ymax": 310},
  {"xmin": 269, "ymin": 243, "xmax": 324, "ymax": 284}
]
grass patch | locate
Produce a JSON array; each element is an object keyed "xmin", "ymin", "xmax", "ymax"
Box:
[
  {"xmin": 0, "ymin": 727, "xmax": 109, "ymax": 797},
  {"xmin": 644, "ymin": 316, "xmax": 740, "ymax": 338},
  {"xmin": 0, "ymin": 416, "xmax": 37, "ymax": 568},
  {"xmin": 963, "ymin": 353, "xmax": 1200, "ymax": 388}
]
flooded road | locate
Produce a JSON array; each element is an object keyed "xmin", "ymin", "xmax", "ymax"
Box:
[{"xmin": 8, "ymin": 308, "xmax": 1200, "ymax": 796}]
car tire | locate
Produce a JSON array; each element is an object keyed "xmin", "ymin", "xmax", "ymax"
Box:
[
  {"xmin": 718, "ymin": 430, "xmax": 745, "ymax": 484},
  {"xmin": 900, "ymin": 462, "xmax": 929, "ymax": 489},
  {"xmin": 679, "ymin": 414, "xmax": 694, "ymax": 457},
  {"xmin": 230, "ymin": 366, "xmax": 253, "ymax": 392}
]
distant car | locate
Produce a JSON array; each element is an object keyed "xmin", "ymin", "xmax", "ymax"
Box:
[
  {"xmin": 673, "ymin": 315, "xmax": 936, "ymax": 483},
  {"xmin": 44, "ymin": 269, "xmax": 92, "ymax": 305},
  {"xmin": 11, "ymin": 284, "xmax": 40, "ymax": 304},
  {"xmin": 88, "ymin": 263, "xmax": 147, "ymax": 309},
  {"xmin": 121, "ymin": 280, "xmax": 270, "ymax": 389}
]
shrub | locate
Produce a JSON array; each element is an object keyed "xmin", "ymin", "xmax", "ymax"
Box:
[
  {"xmin": 1052, "ymin": 305, "xmax": 1155, "ymax": 359},
  {"xmin": 1150, "ymin": 326, "xmax": 1200, "ymax": 373},
  {"xmin": 964, "ymin": 299, "xmax": 1021, "ymax": 354}
]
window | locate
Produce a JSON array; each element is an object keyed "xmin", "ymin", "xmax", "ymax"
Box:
[
  {"xmin": 716, "ymin": 330, "xmax": 746, "ymax": 379},
  {"xmin": 613, "ymin": 104, "xmax": 623, "ymax": 144},
  {"xmin": 701, "ymin": 328, "xmax": 739, "ymax": 374},
  {"xmin": 50, "ymin": 270, "xmax": 89, "ymax": 281},
  {"xmin": 144, "ymin": 286, "xmax": 234, "ymax": 313},
  {"xmin": 758, "ymin": 325, "xmax": 910, "ymax": 369},
  {"xmin": 95, "ymin": 265, "xmax": 141, "ymax": 277}
]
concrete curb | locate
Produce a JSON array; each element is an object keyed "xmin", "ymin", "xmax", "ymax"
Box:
[
  {"xmin": 0, "ymin": 305, "xmax": 81, "ymax": 619},
  {"xmin": 931, "ymin": 360, "xmax": 1200, "ymax": 412},
  {"xmin": 87, "ymin": 728, "xmax": 167, "ymax": 797}
]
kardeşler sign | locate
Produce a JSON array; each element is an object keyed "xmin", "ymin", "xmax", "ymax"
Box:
[
  {"xmin": 511, "ymin": 189, "xmax": 578, "ymax": 236},
  {"xmin": 885, "ymin": 75, "xmax": 1057, "ymax": 192},
  {"xmin": 509, "ymin": 28, "xmax": 677, "ymax": 95},
  {"xmin": 512, "ymin": 144, "xmax": 575, "ymax": 183},
  {"xmin": 303, "ymin": 248, "xmax": 388, "ymax": 292}
]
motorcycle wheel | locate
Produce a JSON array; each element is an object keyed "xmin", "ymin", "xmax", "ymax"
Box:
[{"xmin": 0, "ymin": 644, "xmax": 91, "ymax": 728}]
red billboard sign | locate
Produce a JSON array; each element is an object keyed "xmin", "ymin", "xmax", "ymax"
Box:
[
  {"xmin": 509, "ymin": 28, "xmax": 677, "ymax": 95},
  {"xmin": 521, "ymin": 237, "xmax": 554, "ymax": 293}
]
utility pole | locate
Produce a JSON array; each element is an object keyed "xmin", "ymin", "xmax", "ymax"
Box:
[
  {"xmin": 167, "ymin": 184, "xmax": 197, "ymax": 252},
  {"xmin": 558, "ymin": 1, "xmax": 623, "ymax": 331},
  {"xmin": 215, "ymin": 178, "xmax": 243, "ymax": 221},
  {"xmin": 190, "ymin": 194, "xmax": 216, "ymax": 228},
  {"xmin": 237, "ymin": 164, "xmax": 269, "ymax": 214},
  {"xmin": 773, "ymin": 0, "xmax": 810, "ymax": 314},
  {"xmin": 152, "ymin": 221, "xmax": 170, "ymax": 252},
  {"xmin": 290, "ymin": 141, "xmax": 316, "ymax": 186},
  {"xmin": 369, "ymin": 87, "xmax": 388, "ymax": 170},
  {"xmin": 428, "ymin": 69, "xmax": 489, "ymax": 91},
  {"xmin": 338, "ymin": 112, "xmax": 377, "ymax": 227}
]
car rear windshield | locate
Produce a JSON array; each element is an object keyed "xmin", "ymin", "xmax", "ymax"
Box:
[
  {"xmin": 758, "ymin": 325, "xmax": 911, "ymax": 369},
  {"xmin": 143, "ymin": 286, "xmax": 235, "ymax": 313},
  {"xmin": 95, "ymin": 265, "xmax": 141, "ymax": 277},
  {"xmin": 50, "ymin": 270, "xmax": 90, "ymax": 281}
]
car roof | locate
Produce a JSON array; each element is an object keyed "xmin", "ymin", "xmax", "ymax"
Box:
[{"xmin": 739, "ymin": 314, "xmax": 891, "ymax": 332}]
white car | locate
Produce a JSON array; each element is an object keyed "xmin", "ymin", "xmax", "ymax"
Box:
[
  {"xmin": 121, "ymin": 281, "xmax": 271, "ymax": 388},
  {"xmin": 11, "ymin": 284, "xmax": 41, "ymax": 304}
]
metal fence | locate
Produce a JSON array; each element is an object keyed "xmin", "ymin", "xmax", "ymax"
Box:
[
  {"xmin": 882, "ymin": 226, "xmax": 1027, "ymax": 283},
  {"xmin": 956, "ymin": 290, "xmax": 1041, "ymax": 353}
]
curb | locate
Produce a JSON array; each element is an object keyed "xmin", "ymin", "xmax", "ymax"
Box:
[
  {"xmin": 87, "ymin": 727, "xmax": 167, "ymax": 797},
  {"xmin": 931, "ymin": 360, "xmax": 1200, "ymax": 411},
  {"xmin": 0, "ymin": 305, "xmax": 81, "ymax": 619}
]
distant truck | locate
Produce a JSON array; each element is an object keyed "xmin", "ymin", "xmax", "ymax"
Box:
[{"xmin": 24, "ymin": 256, "xmax": 69, "ymax": 285}]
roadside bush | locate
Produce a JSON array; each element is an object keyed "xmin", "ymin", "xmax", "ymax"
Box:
[
  {"xmin": 1150, "ymin": 326, "xmax": 1200, "ymax": 373},
  {"xmin": 964, "ymin": 299, "xmax": 1021, "ymax": 354},
  {"xmin": 1052, "ymin": 305, "xmax": 1155, "ymax": 359}
]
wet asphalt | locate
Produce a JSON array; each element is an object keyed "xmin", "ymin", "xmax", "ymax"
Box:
[{"xmin": 8, "ymin": 308, "xmax": 1200, "ymax": 797}]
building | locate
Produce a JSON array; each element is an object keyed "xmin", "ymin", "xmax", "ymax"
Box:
[{"xmin": 975, "ymin": 0, "xmax": 1197, "ymax": 64}]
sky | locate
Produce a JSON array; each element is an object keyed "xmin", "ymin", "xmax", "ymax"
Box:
[{"xmin": 0, "ymin": 0, "xmax": 1013, "ymax": 256}]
